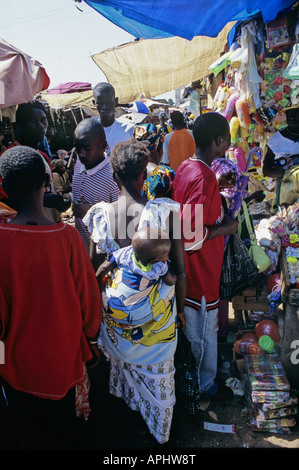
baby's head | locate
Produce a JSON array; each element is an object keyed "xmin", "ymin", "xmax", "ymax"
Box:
[
  {"xmin": 0, "ymin": 146, "xmax": 48, "ymax": 208},
  {"xmin": 132, "ymin": 227, "xmax": 171, "ymax": 266}
]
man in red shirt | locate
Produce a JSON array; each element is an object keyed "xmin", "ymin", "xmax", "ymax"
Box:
[{"xmin": 173, "ymin": 112, "xmax": 238, "ymax": 403}]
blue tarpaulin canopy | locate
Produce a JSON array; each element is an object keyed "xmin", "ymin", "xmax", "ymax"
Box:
[{"xmin": 78, "ymin": 0, "xmax": 296, "ymax": 40}]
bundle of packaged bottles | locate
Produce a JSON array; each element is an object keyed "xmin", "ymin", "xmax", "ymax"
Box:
[
  {"xmin": 234, "ymin": 320, "xmax": 298, "ymax": 434},
  {"xmin": 244, "ymin": 353, "xmax": 297, "ymax": 434}
]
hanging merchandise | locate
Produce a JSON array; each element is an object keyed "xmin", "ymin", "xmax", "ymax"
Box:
[
  {"xmin": 289, "ymin": 79, "xmax": 299, "ymax": 106},
  {"xmin": 266, "ymin": 18, "xmax": 291, "ymax": 49},
  {"xmin": 283, "ymin": 43, "xmax": 299, "ymax": 79},
  {"xmin": 216, "ymin": 85, "xmax": 230, "ymax": 111},
  {"xmin": 208, "ymin": 51, "xmax": 232, "ymax": 76},
  {"xmin": 239, "ymin": 21, "xmax": 264, "ymax": 110},
  {"xmin": 189, "ymin": 90, "xmax": 200, "ymax": 113},
  {"xmin": 229, "ymin": 116, "xmax": 240, "ymax": 144},
  {"xmin": 234, "ymin": 147, "xmax": 246, "ymax": 172},
  {"xmin": 222, "ymin": 91, "xmax": 239, "ymax": 120},
  {"xmin": 239, "ymin": 201, "xmax": 271, "ymax": 273},
  {"xmin": 220, "ymin": 233, "xmax": 257, "ymax": 300},
  {"xmin": 235, "ymin": 97, "xmax": 252, "ymax": 128}
]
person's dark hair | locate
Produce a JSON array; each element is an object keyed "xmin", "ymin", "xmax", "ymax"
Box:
[
  {"xmin": 110, "ymin": 139, "xmax": 149, "ymax": 183},
  {"xmin": 93, "ymin": 82, "xmax": 115, "ymax": 98},
  {"xmin": 193, "ymin": 112, "xmax": 229, "ymax": 150},
  {"xmin": 75, "ymin": 117, "xmax": 106, "ymax": 140},
  {"xmin": 170, "ymin": 110, "xmax": 185, "ymax": 128},
  {"xmin": 15, "ymin": 100, "xmax": 48, "ymax": 127},
  {"xmin": 0, "ymin": 146, "xmax": 47, "ymax": 200}
]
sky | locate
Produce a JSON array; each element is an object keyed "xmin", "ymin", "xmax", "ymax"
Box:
[{"xmin": 1, "ymin": 0, "xmax": 174, "ymax": 100}]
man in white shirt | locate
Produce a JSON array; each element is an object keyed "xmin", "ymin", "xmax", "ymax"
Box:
[
  {"xmin": 72, "ymin": 118, "xmax": 120, "ymax": 252},
  {"xmin": 93, "ymin": 82, "xmax": 134, "ymax": 157}
]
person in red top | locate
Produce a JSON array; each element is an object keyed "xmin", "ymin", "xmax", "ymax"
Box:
[
  {"xmin": 173, "ymin": 112, "xmax": 238, "ymax": 403},
  {"xmin": 0, "ymin": 146, "xmax": 102, "ymax": 449}
]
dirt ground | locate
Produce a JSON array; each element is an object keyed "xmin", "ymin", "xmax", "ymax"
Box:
[
  {"xmin": 2, "ymin": 321, "xmax": 298, "ymax": 465},
  {"xmin": 82, "ymin": 338, "xmax": 299, "ymax": 454}
]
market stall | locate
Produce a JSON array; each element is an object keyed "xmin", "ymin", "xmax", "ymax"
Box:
[{"xmin": 203, "ymin": 6, "xmax": 299, "ymax": 432}]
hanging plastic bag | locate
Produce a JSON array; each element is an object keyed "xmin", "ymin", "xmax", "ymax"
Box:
[
  {"xmin": 238, "ymin": 201, "xmax": 271, "ymax": 273},
  {"xmin": 280, "ymin": 164, "xmax": 299, "ymax": 205},
  {"xmin": 208, "ymin": 51, "xmax": 231, "ymax": 76},
  {"xmin": 283, "ymin": 44, "xmax": 299, "ymax": 80}
]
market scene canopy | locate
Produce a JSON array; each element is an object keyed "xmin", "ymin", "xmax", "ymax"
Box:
[
  {"xmin": 92, "ymin": 22, "xmax": 234, "ymax": 102},
  {"xmin": 0, "ymin": 37, "xmax": 50, "ymax": 110},
  {"xmin": 77, "ymin": 0, "xmax": 295, "ymax": 40}
]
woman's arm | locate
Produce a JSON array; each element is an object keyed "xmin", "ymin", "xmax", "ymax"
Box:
[{"xmin": 208, "ymin": 215, "xmax": 238, "ymax": 240}]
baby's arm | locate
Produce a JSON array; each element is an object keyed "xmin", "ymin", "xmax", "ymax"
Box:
[
  {"xmin": 96, "ymin": 259, "xmax": 115, "ymax": 282},
  {"xmin": 161, "ymin": 267, "xmax": 177, "ymax": 286}
]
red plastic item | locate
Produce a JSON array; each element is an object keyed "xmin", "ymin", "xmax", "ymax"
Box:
[
  {"xmin": 234, "ymin": 147, "xmax": 246, "ymax": 172},
  {"xmin": 267, "ymin": 273, "xmax": 281, "ymax": 293},
  {"xmin": 255, "ymin": 319, "xmax": 280, "ymax": 343},
  {"xmin": 240, "ymin": 332, "xmax": 259, "ymax": 344},
  {"xmin": 236, "ymin": 99, "xmax": 251, "ymax": 128}
]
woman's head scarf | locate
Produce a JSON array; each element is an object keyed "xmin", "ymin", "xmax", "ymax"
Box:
[
  {"xmin": 142, "ymin": 164, "xmax": 175, "ymax": 200},
  {"xmin": 133, "ymin": 123, "xmax": 164, "ymax": 153}
]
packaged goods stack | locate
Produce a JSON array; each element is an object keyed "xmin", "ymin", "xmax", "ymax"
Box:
[{"xmin": 243, "ymin": 353, "xmax": 298, "ymax": 434}]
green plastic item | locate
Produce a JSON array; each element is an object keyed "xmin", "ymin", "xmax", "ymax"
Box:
[{"xmin": 258, "ymin": 335, "xmax": 275, "ymax": 353}]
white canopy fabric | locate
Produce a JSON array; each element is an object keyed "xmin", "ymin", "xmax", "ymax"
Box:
[
  {"xmin": 0, "ymin": 37, "xmax": 50, "ymax": 110},
  {"xmin": 92, "ymin": 22, "xmax": 235, "ymax": 103}
]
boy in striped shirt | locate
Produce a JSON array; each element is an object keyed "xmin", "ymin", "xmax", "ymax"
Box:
[{"xmin": 72, "ymin": 118, "xmax": 120, "ymax": 253}]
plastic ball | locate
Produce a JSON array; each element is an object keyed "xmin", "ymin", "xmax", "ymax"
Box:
[
  {"xmin": 240, "ymin": 332, "xmax": 259, "ymax": 344},
  {"xmin": 258, "ymin": 335, "xmax": 275, "ymax": 352},
  {"xmin": 267, "ymin": 273, "xmax": 281, "ymax": 293},
  {"xmin": 255, "ymin": 319, "xmax": 280, "ymax": 343}
]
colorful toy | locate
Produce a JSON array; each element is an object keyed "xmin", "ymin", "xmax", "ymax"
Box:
[
  {"xmin": 234, "ymin": 147, "xmax": 246, "ymax": 172},
  {"xmin": 236, "ymin": 98, "xmax": 251, "ymax": 128},
  {"xmin": 217, "ymin": 86, "xmax": 230, "ymax": 110},
  {"xmin": 229, "ymin": 116, "xmax": 240, "ymax": 143},
  {"xmin": 222, "ymin": 91, "xmax": 239, "ymax": 121}
]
